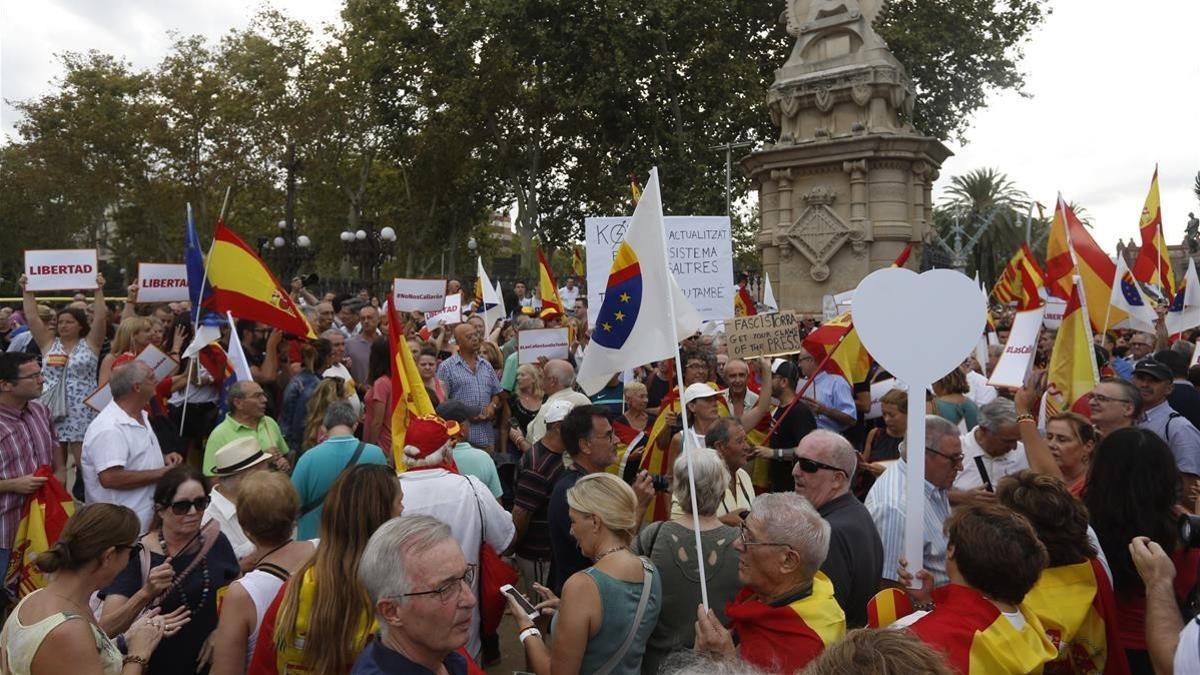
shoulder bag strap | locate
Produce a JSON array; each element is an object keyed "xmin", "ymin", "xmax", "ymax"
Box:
[
  {"xmin": 465, "ymin": 476, "xmax": 487, "ymax": 544},
  {"xmin": 299, "ymin": 441, "xmax": 367, "ymax": 516},
  {"xmin": 594, "ymin": 557, "xmax": 655, "ymax": 675}
]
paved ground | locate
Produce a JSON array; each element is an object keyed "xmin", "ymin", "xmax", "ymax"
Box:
[{"xmin": 484, "ymin": 612, "xmax": 533, "ymax": 674}]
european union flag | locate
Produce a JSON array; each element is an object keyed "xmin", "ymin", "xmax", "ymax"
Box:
[
  {"xmin": 1121, "ymin": 273, "xmax": 1145, "ymax": 307},
  {"xmin": 594, "ymin": 242, "xmax": 642, "ymax": 349},
  {"xmin": 185, "ymin": 204, "xmax": 224, "ymax": 329},
  {"xmin": 1172, "ymin": 280, "xmax": 1188, "ymax": 312}
]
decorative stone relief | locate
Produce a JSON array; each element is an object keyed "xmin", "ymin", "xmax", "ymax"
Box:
[{"xmin": 775, "ymin": 186, "xmax": 859, "ymax": 281}]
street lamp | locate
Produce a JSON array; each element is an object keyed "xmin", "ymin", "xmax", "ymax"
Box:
[
  {"xmin": 259, "ymin": 219, "xmax": 313, "ymax": 280},
  {"xmin": 340, "ymin": 221, "xmax": 397, "ymax": 291}
]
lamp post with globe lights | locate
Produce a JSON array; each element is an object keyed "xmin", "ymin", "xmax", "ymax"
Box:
[
  {"xmin": 258, "ymin": 219, "xmax": 313, "ymax": 281},
  {"xmin": 340, "ymin": 222, "xmax": 397, "ymax": 292}
]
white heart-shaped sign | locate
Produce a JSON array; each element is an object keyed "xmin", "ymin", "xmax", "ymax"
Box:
[{"xmin": 852, "ymin": 267, "xmax": 986, "ymax": 386}]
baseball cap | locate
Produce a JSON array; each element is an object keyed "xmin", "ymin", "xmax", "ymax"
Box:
[
  {"xmin": 1132, "ymin": 358, "xmax": 1173, "ymax": 382},
  {"xmin": 544, "ymin": 399, "xmax": 576, "ymax": 424},
  {"xmin": 683, "ymin": 382, "xmax": 726, "ymax": 405},
  {"xmin": 772, "ymin": 360, "xmax": 799, "ymax": 382}
]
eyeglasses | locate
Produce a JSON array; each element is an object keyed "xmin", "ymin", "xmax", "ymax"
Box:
[
  {"xmin": 166, "ymin": 497, "xmax": 211, "ymax": 515},
  {"xmin": 397, "ymin": 564, "xmax": 477, "ymax": 603},
  {"xmin": 6, "ymin": 370, "xmax": 44, "ymax": 381},
  {"xmin": 1090, "ymin": 392, "xmax": 1131, "ymax": 405},
  {"xmin": 737, "ymin": 521, "xmax": 794, "ymax": 549},
  {"xmin": 795, "ymin": 456, "xmax": 847, "ymax": 476},
  {"xmin": 925, "ymin": 446, "xmax": 965, "ymax": 465}
]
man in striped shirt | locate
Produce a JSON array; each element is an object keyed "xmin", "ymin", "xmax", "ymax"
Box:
[
  {"xmin": 864, "ymin": 415, "xmax": 961, "ymax": 588},
  {"xmin": 0, "ymin": 353, "xmax": 57, "ymax": 602}
]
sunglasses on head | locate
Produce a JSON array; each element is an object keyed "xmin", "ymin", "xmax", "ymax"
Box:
[{"xmin": 164, "ymin": 497, "xmax": 210, "ymax": 515}]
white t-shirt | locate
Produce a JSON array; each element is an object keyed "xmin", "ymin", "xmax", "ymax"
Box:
[
  {"xmin": 966, "ymin": 370, "xmax": 998, "ymax": 407},
  {"xmin": 81, "ymin": 402, "xmax": 166, "ymax": 530},
  {"xmin": 1176, "ymin": 617, "xmax": 1200, "ymax": 673},
  {"xmin": 953, "ymin": 427, "xmax": 1028, "ymax": 492},
  {"xmin": 558, "ymin": 286, "xmax": 580, "ymax": 309}
]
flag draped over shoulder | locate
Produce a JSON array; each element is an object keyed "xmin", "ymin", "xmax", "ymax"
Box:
[
  {"xmin": 387, "ymin": 304, "xmax": 435, "ymax": 471},
  {"xmin": 726, "ymin": 573, "xmax": 846, "ymax": 674},
  {"xmin": 1022, "ymin": 558, "xmax": 1130, "ymax": 675},
  {"xmin": 576, "ymin": 167, "xmax": 701, "ymax": 395},
  {"xmin": 537, "ymin": 248, "xmax": 563, "ymax": 316},
  {"xmin": 1131, "ymin": 166, "xmax": 1175, "ymax": 298},
  {"xmin": 3, "ymin": 468, "xmax": 73, "ymax": 598},
  {"xmin": 1046, "ymin": 280, "xmax": 1098, "ymax": 417},
  {"xmin": 1045, "ymin": 196, "xmax": 1122, "ymax": 333},
  {"xmin": 909, "ymin": 585, "xmax": 1057, "ymax": 674},
  {"xmin": 992, "ymin": 243, "xmax": 1046, "ymax": 311},
  {"xmin": 205, "ymin": 223, "xmax": 316, "ymax": 339},
  {"xmin": 734, "ymin": 285, "xmax": 757, "ymax": 317}
]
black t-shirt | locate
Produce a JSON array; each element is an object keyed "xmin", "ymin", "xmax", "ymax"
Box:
[
  {"xmin": 547, "ymin": 467, "xmax": 590, "ymax": 594},
  {"xmin": 647, "ymin": 372, "xmax": 671, "ymax": 410},
  {"xmin": 818, "ymin": 491, "xmax": 884, "ymax": 628},
  {"xmin": 765, "ymin": 399, "xmax": 818, "ymax": 492}
]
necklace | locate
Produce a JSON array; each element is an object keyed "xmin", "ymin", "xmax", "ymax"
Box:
[
  {"xmin": 254, "ymin": 541, "xmax": 291, "ymax": 568},
  {"xmin": 592, "ymin": 545, "xmax": 626, "ymax": 563},
  {"xmin": 158, "ymin": 530, "xmax": 211, "ymax": 612}
]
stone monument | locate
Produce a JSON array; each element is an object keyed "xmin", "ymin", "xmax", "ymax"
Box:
[{"xmin": 741, "ymin": 0, "xmax": 952, "ymax": 314}]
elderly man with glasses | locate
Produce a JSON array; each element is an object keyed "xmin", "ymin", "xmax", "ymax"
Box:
[
  {"xmin": 353, "ymin": 515, "xmax": 483, "ymax": 674},
  {"xmin": 865, "ymin": 415, "xmax": 962, "ymax": 588},
  {"xmin": 693, "ymin": 492, "xmax": 846, "ymax": 673}
]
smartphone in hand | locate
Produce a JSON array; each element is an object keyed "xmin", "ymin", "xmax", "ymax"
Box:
[{"xmin": 501, "ymin": 583, "xmax": 540, "ymax": 622}]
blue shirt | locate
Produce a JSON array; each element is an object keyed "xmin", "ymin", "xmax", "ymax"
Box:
[
  {"xmin": 350, "ymin": 637, "xmax": 472, "ymax": 674},
  {"xmin": 291, "ymin": 435, "xmax": 389, "ymax": 539},
  {"xmin": 452, "ymin": 441, "xmax": 502, "ymax": 498},
  {"xmin": 864, "ymin": 458, "xmax": 952, "ymax": 587},
  {"xmin": 436, "ymin": 354, "xmax": 503, "ymax": 449},
  {"xmin": 1111, "ymin": 356, "xmax": 1134, "ymax": 381},
  {"xmin": 1140, "ymin": 401, "xmax": 1200, "ymax": 476},
  {"xmin": 809, "ymin": 371, "xmax": 856, "ymax": 432}
]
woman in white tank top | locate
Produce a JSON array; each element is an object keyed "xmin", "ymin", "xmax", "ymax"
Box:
[{"xmin": 207, "ymin": 472, "xmax": 315, "ymax": 675}]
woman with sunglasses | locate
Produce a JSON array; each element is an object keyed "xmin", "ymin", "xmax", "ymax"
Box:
[
  {"xmin": 0, "ymin": 503, "xmax": 186, "ymax": 674},
  {"xmin": 101, "ymin": 465, "xmax": 240, "ymax": 674}
]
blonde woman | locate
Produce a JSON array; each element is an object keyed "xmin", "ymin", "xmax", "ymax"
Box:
[
  {"xmin": 301, "ymin": 378, "xmax": 345, "ymax": 452},
  {"xmin": 509, "ymin": 473, "xmax": 662, "ymax": 675},
  {"xmin": 98, "ymin": 317, "xmax": 153, "ymax": 388},
  {"xmin": 508, "ymin": 363, "xmax": 544, "ymax": 454}
]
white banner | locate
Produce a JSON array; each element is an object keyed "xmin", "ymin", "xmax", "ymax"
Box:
[
  {"xmin": 83, "ymin": 345, "xmax": 178, "ymax": 412},
  {"xmin": 425, "ymin": 294, "xmax": 463, "ymax": 330},
  {"xmin": 393, "ymin": 278, "xmax": 447, "ymax": 313},
  {"xmin": 585, "ymin": 216, "xmax": 733, "ymax": 324},
  {"xmin": 988, "ymin": 307, "xmax": 1045, "ymax": 388},
  {"xmin": 865, "ymin": 378, "xmax": 903, "ymax": 420},
  {"xmin": 517, "ymin": 327, "xmax": 571, "ymax": 364},
  {"xmin": 1042, "ymin": 296, "xmax": 1067, "ymax": 329},
  {"xmin": 136, "ymin": 263, "xmax": 189, "ymax": 302},
  {"xmin": 24, "ymin": 249, "xmax": 99, "ymax": 291}
]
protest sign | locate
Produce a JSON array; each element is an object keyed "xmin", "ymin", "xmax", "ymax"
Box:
[
  {"xmin": 136, "ymin": 263, "xmax": 189, "ymax": 302},
  {"xmin": 988, "ymin": 307, "xmax": 1045, "ymax": 389},
  {"xmin": 24, "ymin": 250, "xmax": 98, "ymax": 292},
  {"xmin": 726, "ymin": 312, "xmax": 803, "ymax": 360},
  {"xmin": 425, "ymin": 294, "xmax": 462, "ymax": 330},
  {"xmin": 864, "ymin": 378, "xmax": 903, "ymax": 420},
  {"xmin": 1042, "ymin": 296, "xmax": 1067, "ymax": 329},
  {"xmin": 517, "ymin": 328, "xmax": 571, "ymax": 363},
  {"xmin": 84, "ymin": 345, "xmax": 177, "ymax": 412},
  {"xmin": 393, "ymin": 278, "xmax": 447, "ymax": 313},
  {"xmin": 585, "ymin": 216, "xmax": 733, "ymax": 324}
]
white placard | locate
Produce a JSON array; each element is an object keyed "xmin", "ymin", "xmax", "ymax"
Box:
[
  {"xmin": 988, "ymin": 307, "xmax": 1045, "ymax": 389},
  {"xmin": 865, "ymin": 378, "xmax": 903, "ymax": 420},
  {"xmin": 83, "ymin": 345, "xmax": 178, "ymax": 412},
  {"xmin": 425, "ymin": 294, "xmax": 463, "ymax": 330},
  {"xmin": 24, "ymin": 249, "xmax": 99, "ymax": 291},
  {"xmin": 136, "ymin": 263, "xmax": 189, "ymax": 302},
  {"xmin": 585, "ymin": 216, "xmax": 733, "ymax": 324},
  {"xmin": 393, "ymin": 278, "xmax": 447, "ymax": 313},
  {"xmin": 1042, "ymin": 296, "xmax": 1067, "ymax": 329},
  {"xmin": 517, "ymin": 327, "xmax": 571, "ymax": 363}
]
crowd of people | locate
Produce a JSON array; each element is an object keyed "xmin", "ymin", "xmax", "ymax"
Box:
[{"xmin": 0, "ymin": 271, "xmax": 1198, "ymax": 674}]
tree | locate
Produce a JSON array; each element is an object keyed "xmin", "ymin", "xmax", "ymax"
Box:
[{"xmin": 934, "ymin": 168, "xmax": 1032, "ymax": 285}]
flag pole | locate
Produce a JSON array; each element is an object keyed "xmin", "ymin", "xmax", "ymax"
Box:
[
  {"xmin": 179, "ymin": 188, "xmax": 232, "ymax": 434},
  {"xmin": 653, "ymin": 168, "xmax": 709, "ymax": 611}
]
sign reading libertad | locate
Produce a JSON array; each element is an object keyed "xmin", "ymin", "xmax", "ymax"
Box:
[
  {"xmin": 726, "ymin": 312, "xmax": 804, "ymax": 359},
  {"xmin": 24, "ymin": 250, "xmax": 99, "ymax": 291}
]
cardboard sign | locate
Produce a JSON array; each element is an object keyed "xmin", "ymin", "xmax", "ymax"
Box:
[
  {"xmin": 988, "ymin": 307, "xmax": 1045, "ymax": 389},
  {"xmin": 585, "ymin": 216, "xmax": 733, "ymax": 324},
  {"xmin": 1042, "ymin": 296, "xmax": 1067, "ymax": 329},
  {"xmin": 136, "ymin": 263, "xmax": 189, "ymax": 302},
  {"xmin": 83, "ymin": 345, "xmax": 178, "ymax": 412},
  {"xmin": 393, "ymin": 278, "xmax": 447, "ymax": 313},
  {"xmin": 425, "ymin": 294, "xmax": 463, "ymax": 330},
  {"xmin": 517, "ymin": 327, "xmax": 571, "ymax": 364},
  {"xmin": 726, "ymin": 312, "xmax": 803, "ymax": 360},
  {"xmin": 24, "ymin": 250, "xmax": 99, "ymax": 291}
]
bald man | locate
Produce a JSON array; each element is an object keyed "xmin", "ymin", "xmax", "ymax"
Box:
[
  {"xmin": 436, "ymin": 323, "xmax": 503, "ymax": 451},
  {"xmin": 525, "ymin": 359, "xmax": 591, "ymax": 446}
]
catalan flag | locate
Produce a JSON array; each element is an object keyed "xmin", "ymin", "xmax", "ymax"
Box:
[
  {"xmin": 1046, "ymin": 279, "xmax": 1098, "ymax": 417},
  {"xmin": 908, "ymin": 585, "xmax": 1057, "ymax": 674},
  {"xmin": 536, "ymin": 248, "xmax": 563, "ymax": 317},
  {"xmin": 866, "ymin": 587, "xmax": 914, "ymax": 628},
  {"xmin": 1045, "ymin": 199, "xmax": 1075, "ymax": 301},
  {"xmin": 992, "ymin": 243, "xmax": 1046, "ymax": 311},
  {"xmin": 387, "ymin": 302, "xmax": 435, "ymax": 470},
  {"xmin": 726, "ymin": 572, "xmax": 845, "ymax": 673},
  {"xmin": 1022, "ymin": 558, "xmax": 1129, "ymax": 675},
  {"xmin": 205, "ymin": 223, "xmax": 316, "ymax": 339},
  {"xmin": 1131, "ymin": 166, "xmax": 1175, "ymax": 298}
]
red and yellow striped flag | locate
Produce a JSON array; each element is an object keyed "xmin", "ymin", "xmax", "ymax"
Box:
[
  {"xmin": 536, "ymin": 247, "xmax": 563, "ymax": 316},
  {"xmin": 992, "ymin": 243, "xmax": 1046, "ymax": 311},
  {"xmin": 1131, "ymin": 166, "xmax": 1175, "ymax": 298},
  {"xmin": 726, "ymin": 573, "xmax": 845, "ymax": 673},
  {"xmin": 1046, "ymin": 279, "xmax": 1099, "ymax": 417},
  {"xmin": 387, "ymin": 303, "xmax": 435, "ymax": 471},
  {"xmin": 1045, "ymin": 200, "xmax": 1075, "ymax": 301}
]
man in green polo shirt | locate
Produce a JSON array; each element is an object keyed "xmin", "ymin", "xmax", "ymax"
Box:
[{"xmin": 203, "ymin": 380, "xmax": 290, "ymax": 475}]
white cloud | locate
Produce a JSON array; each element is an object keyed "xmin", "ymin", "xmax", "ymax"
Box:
[{"xmin": 932, "ymin": 0, "xmax": 1200, "ymax": 252}]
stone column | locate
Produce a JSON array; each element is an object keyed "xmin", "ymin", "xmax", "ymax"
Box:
[{"xmin": 843, "ymin": 159, "xmax": 869, "ymax": 241}]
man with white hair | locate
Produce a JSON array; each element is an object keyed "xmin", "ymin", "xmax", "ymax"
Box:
[
  {"xmin": 320, "ymin": 327, "xmax": 362, "ymax": 416},
  {"xmin": 952, "ymin": 398, "xmax": 1025, "ymax": 503},
  {"xmin": 397, "ymin": 415, "xmax": 514, "ymax": 659},
  {"xmin": 865, "ymin": 415, "xmax": 962, "ymax": 587},
  {"xmin": 693, "ymin": 492, "xmax": 846, "ymax": 673},
  {"xmin": 525, "ymin": 358, "xmax": 590, "ymax": 445},
  {"xmin": 792, "ymin": 430, "xmax": 882, "ymax": 627},
  {"xmin": 352, "ymin": 515, "xmax": 482, "ymax": 673}
]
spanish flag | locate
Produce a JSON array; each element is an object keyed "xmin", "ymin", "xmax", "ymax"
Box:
[
  {"xmin": 610, "ymin": 419, "xmax": 647, "ymax": 478},
  {"xmin": 802, "ymin": 312, "xmax": 871, "ymax": 387},
  {"xmin": 992, "ymin": 243, "xmax": 1046, "ymax": 311},
  {"xmin": 1044, "ymin": 196, "xmax": 1121, "ymax": 334},
  {"xmin": 638, "ymin": 385, "xmax": 729, "ymax": 521},
  {"xmin": 1046, "ymin": 279, "xmax": 1098, "ymax": 417},
  {"xmin": 536, "ymin": 247, "xmax": 563, "ymax": 316},
  {"xmin": 629, "ymin": 173, "xmax": 642, "ymax": 207},
  {"xmin": 734, "ymin": 285, "xmax": 757, "ymax": 317},
  {"xmin": 387, "ymin": 303, "xmax": 435, "ymax": 471},
  {"xmin": 205, "ymin": 223, "xmax": 316, "ymax": 339},
  {"xmin": 1131, "ymin": 166, "xmax": 1175, "ymax": 298},
  {"xmin": 571, "ymin": 244, "xmax": 585, "ymax": 278},
  {"xmin": 726, "ymin": 572, "xmax": 845, "ymax": 673},
  {"xmin": 3, "ymin": 467, "xmax": 74, "ymax": 598},
  {"xmin": 1022, "ymin": 558, "xmax": 1129, "ymax": 675},
  {"xmin": 908, "ymin": 584, "xmax": 1057, "ymax": 674}
]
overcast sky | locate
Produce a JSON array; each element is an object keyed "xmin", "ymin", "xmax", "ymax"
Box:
[{"xmin": 3, "ymin": 0, "xmax": 1198, "ymax": 253}]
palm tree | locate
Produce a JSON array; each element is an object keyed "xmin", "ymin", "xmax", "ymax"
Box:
[{"xmin": 934, "ymin": 168, "xmax": 1031, "ymax": 286}]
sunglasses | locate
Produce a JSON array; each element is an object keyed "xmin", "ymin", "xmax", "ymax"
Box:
[
  {"xmin": 164, "ymin": 497, "xmax": 211, "ymax": 515},
  {"xmin": 795, "ymin": 456, "xmax": 847, "ymax": 476}
]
